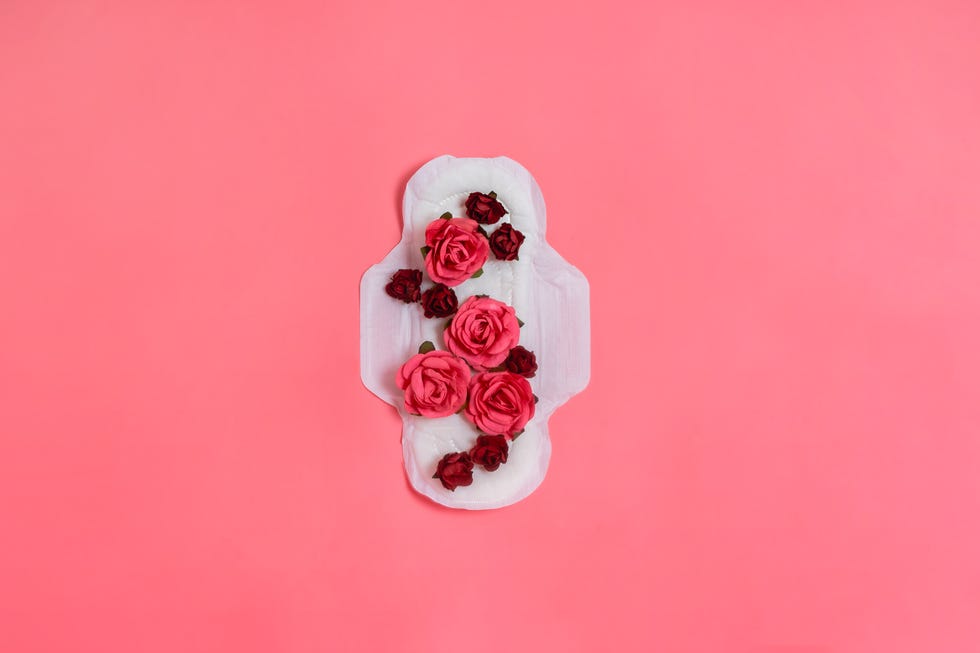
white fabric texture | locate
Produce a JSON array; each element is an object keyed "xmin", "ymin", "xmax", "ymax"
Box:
[{"xmin": 360, "ymin": 155, "xmax": 590, "ymax": 509}]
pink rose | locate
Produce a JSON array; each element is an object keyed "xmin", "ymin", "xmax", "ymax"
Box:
[
  {"xmin": 464, "ymin": 372, "xmax": 536, "ymax": 437},
  {"xmin": 443, "ymin": 296, "xmax": 521, "ymax": 370},
  {"xmin": 396, "ymin": 350, "xmax": 470, "ymax": 418},
  {"xmin": 423, "ymin": 217, "xmax": 489, "ymax": 287}
]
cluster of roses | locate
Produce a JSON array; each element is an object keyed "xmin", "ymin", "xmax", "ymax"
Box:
[
  {"xmin": 384, "ymin": 191, "xmax": 527, "ymax": 319},
  {"xmin": 385, "ymin": 192, "xmax": 537, "ymax": 492}
]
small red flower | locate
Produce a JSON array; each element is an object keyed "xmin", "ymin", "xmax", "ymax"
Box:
[
  {"xmin": 504, "ymin": 346, "xmax": 537, "ymax": 378},
  {"xmin": 420, "ymin": 283, "xmax": 458, "ymax": 318},
  {"xmin": 489, "ymin": 223, "xmax": 525, "ymax": 261},
  {"xmin": 385, "ymin": 269, "xmax": 422, "ymax": 303},
  {"xmin": 465, "ymin": 191, "xmax": 507, "ymax": 225},
  {"xmin": 433, "ymin": 452, "xmax": 474, "ymax": 491},
  {"xmin": 469, "ymin": 435, "xmax": 509, "ymax": 472}
]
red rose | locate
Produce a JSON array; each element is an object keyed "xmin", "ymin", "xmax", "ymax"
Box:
[
  {"xmin": 424, "ymin": 217, "xmax": 489, "ymax": 286},
  {"xmin": 385, "ymin": 268, "xmax": 422, "ymax": 303},
  {"xmin": 504, "ymin": 345, "xmax": 537, "ymax": 378},
  {"xmin": 464, "ymin": 191, "xmax": 507, "ymax": 225},
  {"xmin": 433, "ymin": 452, "xmax": 474, "ymax": 491},
  {"xmin": 420, "ymin": 283, "xmax": 458, "ymax": 318},
  {"xmin": 469, "ymin": 434, "xmax": 509, "ymax": 472},
  {"xmin": 489, "ymin": 223, "xmax": 525, "ymax": 261},
  {"xmin": 464, "ymin": 372, "xmax": 536, "ymax": 437}
]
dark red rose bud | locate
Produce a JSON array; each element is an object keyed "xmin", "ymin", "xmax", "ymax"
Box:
[
  {"xmin": 469, "ymin": 434, "xmax": 509, "ymax": 472},
  {"xmin": 432, "ymin": 452, "xmax": 474, "ymax": 491},
  {"xmin": 489, "ymin": 223, "xmax": 526, "ymax": 261},
  {"xmin": 420, "ymin": 283, "xmax": 458, "ymax": 318},
  {"xmin": 465, "ymin": 191, "xmax": 507, "ymax": 225},
  {"xmin": 505, "ymin": 345, "xmax": 537, "ymax": 378},
  {"xmin": 385, "ymin": 268, "xmax": 422, "ymax": 303}
]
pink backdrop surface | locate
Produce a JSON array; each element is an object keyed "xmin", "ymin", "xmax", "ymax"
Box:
[{"xmin": 2, "ymin": 1, "xmax": 980, "ymax": 652}]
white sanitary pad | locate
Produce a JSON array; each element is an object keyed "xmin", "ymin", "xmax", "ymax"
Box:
[{"xmin": 360, "ymin": 155, "xmax": 590, "ymax": 509}]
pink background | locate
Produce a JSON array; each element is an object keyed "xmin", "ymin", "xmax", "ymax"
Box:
[{"xmin": 2, "ymin": 1, "xmax": 979, "ymax": 652}]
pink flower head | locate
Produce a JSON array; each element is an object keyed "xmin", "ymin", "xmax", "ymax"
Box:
[
  {"xmin": 464, "ymin": 372, "xmax": 536, "ymax": 437},
  {"xmin": 396, "ymin": 350, "xmax": 470, "ymax": 418},
  {"xmin": 424, "ymin": 217, "xmax": 489, "ymax": 287},
  {"xmin": 443, "ymin": 296, "xmax": 521, "ymax": 370}
]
